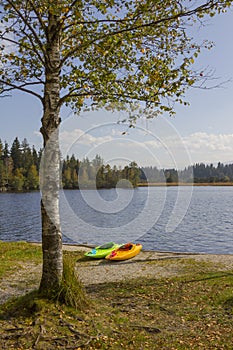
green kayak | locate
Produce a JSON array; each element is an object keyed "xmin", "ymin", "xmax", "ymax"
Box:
[{"xmin": 85, "ymin": 242, "xmax": 120, "ymax": 259}]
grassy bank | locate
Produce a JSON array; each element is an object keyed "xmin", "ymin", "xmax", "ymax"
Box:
[{"xmin": 0, "ymin": 241, "xmax": 233, "ymax": 349}]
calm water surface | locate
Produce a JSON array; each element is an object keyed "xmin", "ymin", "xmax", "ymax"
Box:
[{"xmin": 0, "ymin": 187, "xmax": 233, "ymax": 254}]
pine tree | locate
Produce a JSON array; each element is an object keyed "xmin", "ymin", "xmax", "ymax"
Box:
[{"xmin": 10, "ymin": 137, "xmax": 22, "ymax": 171}]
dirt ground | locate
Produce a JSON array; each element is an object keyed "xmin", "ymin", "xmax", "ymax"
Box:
[{"xmin": 1, "ymin": 244, "xmax": 233, "ymax": 305}]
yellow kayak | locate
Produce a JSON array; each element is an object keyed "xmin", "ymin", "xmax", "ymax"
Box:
[{"xmin": 106, "ymin": 243, "xmax": 142, "ymax": 261}]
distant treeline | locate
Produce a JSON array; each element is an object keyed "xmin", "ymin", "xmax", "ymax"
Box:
[
  {"xmin": 0, "ymin": 137, "xmax": 41, "ymax": 191},
  {"xmin": 0, "ymin": 137, "xmax": 140, "ymax": 191},
  {"xmin": 1, "ymin": 137, "xmax": 233, "ymax": 192},
  {"xmin": 140, "ymin": 163, "xmax": 233, "ymax": 184}
]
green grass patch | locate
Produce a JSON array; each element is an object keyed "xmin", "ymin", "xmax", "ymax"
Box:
[
  {"xmin": 56, "ymin": 252, "xmax": 89, "ymax": 310},
  {"xmin": 0, "ymin": 241, "xmax": 42, "ymax": 278},
  {"xmin": 0, "ymin": 243, "xmax": 233, "ymax": 349}
]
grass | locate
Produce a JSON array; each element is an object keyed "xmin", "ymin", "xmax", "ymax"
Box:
[
  {"xmin": 57, "ymin": 252, "xmax": 89, "ymax": 310},
  {"xmin": 0, "ymin": 242, "xmax": 233, "ymax": 349},
  {"xmin": 0, "ymin": 241, "xmax": 42, "ymax": 278}
]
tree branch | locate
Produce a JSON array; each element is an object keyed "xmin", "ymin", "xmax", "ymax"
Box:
[
  {"xmin": 0, "ymin": 79, "xmax": 44, "ymax": 101},
  {"xmin": 27, "ymin": 0, "xmax": 47, "ymax": 33},
  {"xmin": 62, "ymin": 10, "xmax": 143, "ymax": 32},
  {"xmin": 1, "ymin": 34, "xmax": 45, "ymax": 66},
  {"xmin": 5, "ymin": 0, "xmax": 46, "ymax": 58},
  {"xmin": 60, "ymin": 1, "xmax": 220, "ymax": 66}
]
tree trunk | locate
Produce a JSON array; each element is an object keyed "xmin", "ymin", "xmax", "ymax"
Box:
[
  {"xmin": 39, "ymin": 12, "xmax": 63, "ymax": 294},
  {"xmin": 39, "ymin": 127, "xmax": 62, "ymax": 294}
]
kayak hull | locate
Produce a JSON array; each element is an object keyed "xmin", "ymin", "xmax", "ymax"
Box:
[
  {"xmin": 106, "ymin": 243, "xmax": 142, "ymax": 261},
  {"xmin": 85, "ymin": 242, "xmax": 120, "ymax": 259}
]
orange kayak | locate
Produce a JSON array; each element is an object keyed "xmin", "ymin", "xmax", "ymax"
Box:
[{"xmin": 106, "ymin": 243, "xmax": 142, "ymax": 261}]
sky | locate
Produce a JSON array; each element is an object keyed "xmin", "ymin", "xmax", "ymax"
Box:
[{"xmin": 1, "ymin": 8, "xmax": 233, "ymax": 170}]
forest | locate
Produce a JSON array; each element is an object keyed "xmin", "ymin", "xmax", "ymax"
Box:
[
  {"xmin": 0, "ymin": 137, "xmax": 140, "ymax": 191},
  {"xmin": 0, "ymin": 137, "xmax": 233, "ymax": 192}
]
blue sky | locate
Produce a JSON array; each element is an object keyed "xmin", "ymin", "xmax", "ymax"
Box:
[{"xmin": 1, "ymin": 8, "xmax": 233, "ymax": 169}]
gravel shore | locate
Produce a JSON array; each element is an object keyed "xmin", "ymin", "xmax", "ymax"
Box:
[
  {"xmin": 1, "ymin": 244, "xmax": 233, "ymax": 304},
  {"xmin": 70, "ymin": 245, "xmax": 233, "ymax": 285}
]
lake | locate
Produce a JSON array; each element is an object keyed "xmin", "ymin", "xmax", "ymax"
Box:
[{"xmin": 0, "ymin": 186, "xmax": 233, "ymax": 254}]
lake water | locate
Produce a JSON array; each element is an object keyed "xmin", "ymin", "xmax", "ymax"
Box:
[{"xmin": 0, "ymin": 186, "xmax": 233, "ymax": 254}]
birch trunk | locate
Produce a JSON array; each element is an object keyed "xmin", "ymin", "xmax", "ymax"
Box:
[{"xmin": 39, "ymin": 13, "xmax": 62, "ymax": 294}]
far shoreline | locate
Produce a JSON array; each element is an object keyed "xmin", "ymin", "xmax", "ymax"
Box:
[
  {"xmin": 138, "ymin": 182, "xmax": 233, "ymax": 187},
  {"xmin": 1, "ymin": 182, "xmax": 233, "ymax": 194}
]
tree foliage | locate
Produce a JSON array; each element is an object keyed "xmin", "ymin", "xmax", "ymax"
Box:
[{"xmin": 1, "ymin": 0, "xmax": 232, "ymax": 121}]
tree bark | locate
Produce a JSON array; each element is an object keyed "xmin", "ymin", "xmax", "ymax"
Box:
[{"xmin": 39, "ymin": 12, "xmax": 63, "ymax": 294}]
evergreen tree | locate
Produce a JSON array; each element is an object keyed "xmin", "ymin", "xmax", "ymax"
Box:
[
  {"xmin": 128, "ymin": 161, "xmax": 140, "ymax": 187},
  {"xmin": 78, "ymin": 166, "xmax": 89, "ymax": 187},
  {"xmin": 10, "ymin": 137, "xmax": 22, "ymax": 171},
  {"xmin": 63, "ymin": 167, "xmax": 72, "ymax": 189},
  {"xmin": 165, "ymin": 169, "xmax": 178, "ymax": 183},
  {"xmin": 21, "ymin": 138, "xmax": 33, "ymax": 174},
  {"xmin": 0, "ymin": 139, "xmax": 3, "ymax": 158},
  {"xmin": 3, "ymin": 141, "xmax": 9, "ymax": 159},
  {"xmin": 32, "ymin": 146, "xmax": 40, "ymax": 171},
  {"xmin": 26, "ymin": 164, "xmax": 39, "ymax": 190},
  {"xmin": 11, "ymin": 168, "xmax": 25, "ymax": 191}
]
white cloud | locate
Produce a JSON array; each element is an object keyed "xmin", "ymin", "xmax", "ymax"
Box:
[
  {"xmin": 183, "ymin": 132, "xmax": 233, "ymax": 164},
  {"xmin": 144, "ymin": 132, "xmax": 233, "ymax": 166},
  {"xmin": 59, "ymin": 128, "xmax": 114, "ymax": 154},
  {"xmin": 53, "ymin": 126, "xmax": 233, "ymax": 168}
]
